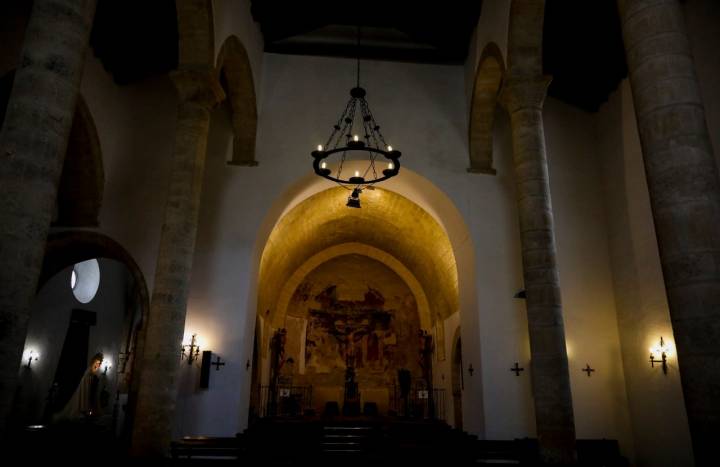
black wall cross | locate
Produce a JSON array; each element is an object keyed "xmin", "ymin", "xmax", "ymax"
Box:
[
  {"xmin": 510, "ymin": 362, "xmax": 524, "ymax": 376},
  {"xmin": 582, "ymin": 364, "xmax": 596, "ymax": 377},
  {"xmin": 212, "ymin": 356, "xmax": 226, "ymax": 371}
]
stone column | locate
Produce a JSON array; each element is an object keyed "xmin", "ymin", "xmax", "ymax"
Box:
[
  {"xmin": 500, "ymin": 77, "xmax": 577, "ymax": 465},
  {"xmin": 0, "ymin": 0, "xmax": 96, "ymax": 433},
  {"xmin": 130, "ymin": 70, "xmax": 224, "ymax": 457},
  {"xmin": 619, "ymin": 1, "xmax": 720, "ymax": 464}
]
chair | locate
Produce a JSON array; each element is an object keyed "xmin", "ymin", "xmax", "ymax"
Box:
[
  {"xmin": 363, "ymin": 401, "xmax": 378, "ymax": 416},
  {"xmin": 323, "ymin": 401, "xmax": 339, "ymax": 417}
]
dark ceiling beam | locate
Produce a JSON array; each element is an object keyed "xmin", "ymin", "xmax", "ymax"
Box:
[{"xmin": 264, "ymin": 42, "xmax": 466, "ymax": 65}]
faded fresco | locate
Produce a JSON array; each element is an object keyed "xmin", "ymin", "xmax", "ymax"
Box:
[
  {"xmin": 305, "ymin": 286, "xmax": 397, "ymax": 374},
  {"xmin": 284, "ymin": 254, "xmax": 422, "ymax": 392}
]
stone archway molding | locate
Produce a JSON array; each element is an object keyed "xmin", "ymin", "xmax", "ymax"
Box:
[
  {"xmin": 41, "ymin": 229, "xmax": 150, "ymax": 444},
  {"xmin": 468, "ymin": 42, "xmax": 505, "ymax": 174},
  {"xmin": 274, "ymin": 242, "xmax": 432, "ymax": 331},
  {"xmin": 216, "ymin": 35, "xmax": 258, "ymax": 166}
]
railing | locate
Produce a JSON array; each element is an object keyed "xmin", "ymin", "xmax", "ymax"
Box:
[
  {"xmin": 391, "ymin": 381, "xmax": 446, "ymax": 421},
  {"xmin": 257, "ymin": 385, "xmax": 313, "ymax": 417},
  {"xmin": 255, "ymin": 383, "xmax": 445, "ymax": 420}
]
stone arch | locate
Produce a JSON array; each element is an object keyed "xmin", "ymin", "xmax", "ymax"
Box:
[
  {"xmin": 240, "ymin": 164, "xmax": 484, "ymax": 433},
  {"xmin": 39, "ymin": 230, "xmax": 149, "ymax": 438},
  {"xmin": 175, "ymin": 0, "xmax": 215, "ymax": 68},
  {"xmin": 216, "ymin": 35, "xmax": 258, "ymax": 166},
  {"xmin": 257, "ymin": 186, "xmax": 458, "ymax": 331},
  {"xmin": 468, "ymin": 42, "xmax": 505, "ymax": 175},
  {"xmin": 54, "ymin": 95, "xmax": 104, "ymax": 227},
  {"xmin": 275, "ymin": 243, "xmax": 432, "ymax": 331},
  {"xmin": 2, "ymin": 71, "xmax": 104, "ymax": 227},
  {"xmin": 39, "ymin": 231, "xmax": 147, "ymax": 300}
]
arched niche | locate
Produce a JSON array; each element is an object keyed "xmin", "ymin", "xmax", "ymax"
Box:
[
  {"xmin": 1, "ymin": 71, "xmax": 104, "ymax": 228},
  {"xmin": 54, "ymin": 95, "xmax": 104, "ymax": 227},
  {"xmin": 216, "ymin": 35, "xmax": 258, "ymax": 166},
  {"xmin": 468, "ymin": 42, "xmax": 505, "ymax": 175}
]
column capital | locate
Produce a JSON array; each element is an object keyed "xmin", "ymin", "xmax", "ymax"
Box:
[
  {"xmin": 170, "ymin": 68, "xmax": 226, "ymax": 109},
  {"xmin": 499, "ymin": 75, "xmax": 552, "ymax": 114}
]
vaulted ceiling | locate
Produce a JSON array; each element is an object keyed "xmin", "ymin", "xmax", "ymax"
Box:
[{"xmin": 258, "ymin": 187, "xmax": 459, "ymax": 328}]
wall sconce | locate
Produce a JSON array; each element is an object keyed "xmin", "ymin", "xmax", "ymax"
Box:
[
  {"xmin": 181, "ymin": 333, "xmax": 201, "ymax": 365},
  {"xmin": 650, "ymin": 336, "xmax": 670, "ymax": 374},
  {"xmin": 102, "ymin": 358, "xmax": 113, "ymax": 375},
  {"xmin": 24, "ymin": 349, "xmax": 39, "ymax": 369}
]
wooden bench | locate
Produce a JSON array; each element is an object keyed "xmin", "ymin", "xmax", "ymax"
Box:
[{"xmin": 170, "ymin": 435, "xmax": 243, "ymax": 461}]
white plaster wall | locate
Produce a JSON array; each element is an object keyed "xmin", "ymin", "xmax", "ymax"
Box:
[
  {"xmin": 598, "ymin": 80, "xmax": 694, "ymax": 467},
  {"xmin": 436, "ymin": 312, "xmax": 461, "ymax": 428},
  {"xmin": 16, "ymin": 259, "xmax": 129, "ymax": 425},
  {"xmin": 475, "ymin": 108, "xmax": 534, "ymax": 439},
  {"xmin": 79, "ymin": 54, "xmax": 177, "ymax": 293},
  {"xmin": 595, "ymin": 2, "xmax": 720, "ymax": 465},
  {"xmin": 544, "ymin": 98, "xmax": 634, "ymax": 457}
]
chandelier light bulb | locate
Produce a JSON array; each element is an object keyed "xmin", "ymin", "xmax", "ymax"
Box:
[
  {"xmin": 388, "ymin": 162, "xmax": 394, "ymax": 170},
  {"xmin": 355, "ymin": 170, "xmax": 360, "ymax": 177},
  {"xmin": 321, "ymin": 161, "xmax": 327, "ymax": 169},
  {"xmin": 317, "ymin": 144, "xmax": 323, "ymax": 151},
  {"xmin": 387, "ymin": 145, "xmax": 393, "ymax": 152},
  {"xmin": 353, "ymin": 135, "xmax": 359, "ymax": 142}
]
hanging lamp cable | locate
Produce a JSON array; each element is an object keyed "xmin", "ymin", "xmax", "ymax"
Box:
[{"xmin": 356, "ymin": 25, "xmax": 361, "ymax": 88}]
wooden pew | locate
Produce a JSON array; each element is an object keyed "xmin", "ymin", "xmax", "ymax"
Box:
[{"xmin": 170, "ymin": 435, "xmax": 243, "ymax": 462}]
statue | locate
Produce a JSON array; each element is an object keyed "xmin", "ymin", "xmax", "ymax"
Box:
[
  {"xmin": 398, "ymin": 368, "xmax": 412, "ymax": 417},
  {"xmin": 53, "ymin": 352, "xmax": 104, "ymax": 421},
  {"xmin": 343, "ymin": 356, "xmax": 360, "ymax": 415}
]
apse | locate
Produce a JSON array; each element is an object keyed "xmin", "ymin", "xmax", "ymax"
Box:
[{"xmin": 253, "ymin": 186, "xmax": 460, "ymax": 420}]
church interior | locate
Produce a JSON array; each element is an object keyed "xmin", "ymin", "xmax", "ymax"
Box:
[{"xmin": 1, "ymin": 0, "xmax": 719, "ymax": 465}]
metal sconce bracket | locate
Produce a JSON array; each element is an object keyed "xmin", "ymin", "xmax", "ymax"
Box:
[
  {"xmin": 25, "ymin": 351, "xmax": 38, "ymax": 369},
  {"xmin": 181, "ymin": 333, "xmax": 201, "ymax": 365},
  {"xmin": 650, "ymin": 336, "xmax": 669, "ymax": 375}
]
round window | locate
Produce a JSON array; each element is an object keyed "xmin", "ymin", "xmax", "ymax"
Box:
[{"xmin": 71, "ymin": 259, "xmax": 100, "ymax": 303}]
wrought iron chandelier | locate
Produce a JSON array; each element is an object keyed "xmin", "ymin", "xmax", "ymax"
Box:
[{"xmin": 311, "ymin": 28, "xmax": 401, "ymax": 208}]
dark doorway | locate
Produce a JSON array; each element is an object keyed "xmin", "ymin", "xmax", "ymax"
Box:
[{"xmin": 452, "ymin": 335, "xmax": 463, "ymax": 430}]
